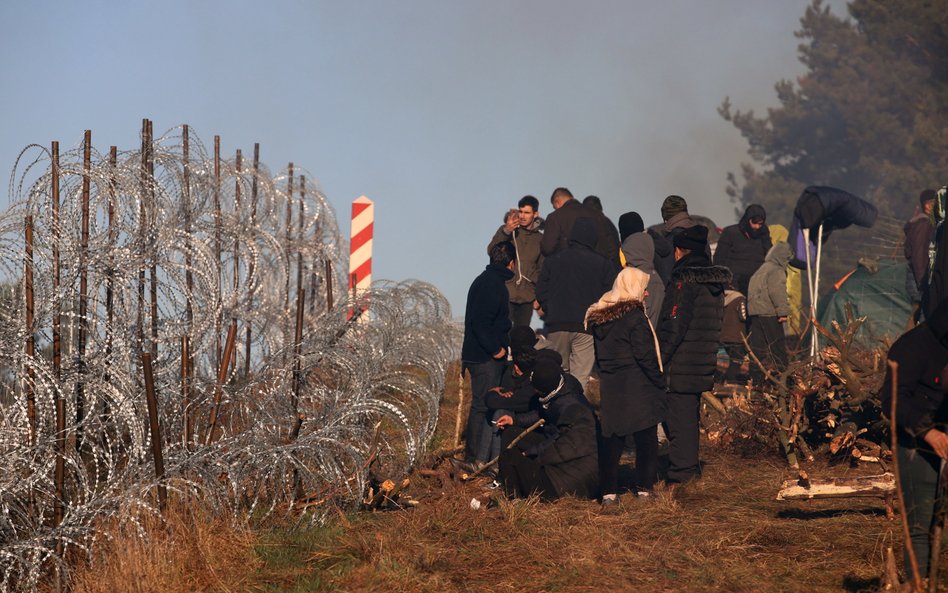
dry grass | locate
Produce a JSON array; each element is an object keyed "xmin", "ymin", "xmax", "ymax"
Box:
[
  {"xmin": 62, "ymin": 363, "xmax": 943, "ymax": 592},
  {"xmin": 66, "ymin": 501, "xmax": 260, "ymax": 593}
]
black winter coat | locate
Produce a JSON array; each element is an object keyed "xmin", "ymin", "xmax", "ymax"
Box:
[
  {"xmin": 541, "ymin": 199, "xmax": 595, "ymax": 256},
  {"xmin": 588, "ymin": 300, "xmax": 666, "ymax": 436},
  {"xmin": 517, "ymin": 384, "xmax": 599, "ymax": 499},
  {"xmin": 713, "ymin": 210, "xmax": 771, "ymax": 295},
  {"xmin": 649, "ymin": 228, "xmax": 674, "ymax": 286},
  {"xmin": 461, "ymin": 264, "xmax": 513, "ymax": 364},
  {"xmin": 659, "ymin": 253, "xmax": 731, "ymax": 393},
  {"xmin": 881, "ymin": 301, "xmax": 948, "ymax": 448},
  {"xmin": 536, "ymin": 219, "xmax": 618, "ymax": 333}
]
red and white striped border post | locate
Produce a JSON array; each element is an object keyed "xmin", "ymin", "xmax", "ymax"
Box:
[{"xmin": 348, "ymin": 195, "xmax": 373, "ymax": 320}]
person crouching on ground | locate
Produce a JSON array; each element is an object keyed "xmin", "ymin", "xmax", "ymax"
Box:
[
  {"xmin": 585, "ymin": 267, "xmax": 666, "ymax": 507},
  {"xmin": 496, "ymin": 357, "xmax": 599, "ymax": 501}
]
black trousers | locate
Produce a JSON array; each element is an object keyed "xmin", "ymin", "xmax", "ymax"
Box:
[
  {"xmin": 464, "ymin": 359, "xmax": 505, "ymax": 461},
  {"xmin": 600, "ymin": 425, "xmax": 659, "ymax": 496},
  {"xmin": 664, "ymin": 391, "xmax": 701, "ymax": 484},
  {"xmin": 748, "ymin": 316, "xmax": 787, "ymax": 383},
  {"xmin": 498, "ymin": 427, "xmax": 556, "ymax": 500},
  {"xmin": 509, "ymin": 301, "xmax": 534, "ymax": 329},
  {"xmin": 898, "ymin": 445, "xmax": 941, "ymax": 580}
]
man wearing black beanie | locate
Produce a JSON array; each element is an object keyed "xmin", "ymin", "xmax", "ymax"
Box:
[
  {"xmin": 658, "ymin": 225, "xmax": 731, "ymax": 484},
  {"xmin": 495, "ymin": 358, "xmax": 599, "ymax": 501}
]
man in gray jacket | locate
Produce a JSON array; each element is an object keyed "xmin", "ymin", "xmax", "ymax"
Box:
[
  {"xmin": 746, "ymin": 241, "xmax": 792, "ymax": 383},
  {"xmin": 488, "ymin": 195, "xmax": 544, "ymax": 327}
]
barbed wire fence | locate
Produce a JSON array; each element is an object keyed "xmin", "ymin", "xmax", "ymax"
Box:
[{"xmin": 0, "ymin": 121, "xmax": 460, "ymax": 592}]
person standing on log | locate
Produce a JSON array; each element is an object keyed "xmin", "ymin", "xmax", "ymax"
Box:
[
  {"xmin": 658, "ymin": 225, "xmax": 730, "ymax": 484},
  {"xmin": 882, "ymin": 298, "xmax": 948, "ymax": 584},
  {"xmin": 461, "ymin": 241, "xmax": 516, "ymax": 465},
  {"xmin": 586, "ymin": 267, "xmax": 665, "ymax": 507},
  {"xmin": 488, "ymin": 196, "xmax": 545, "ymax": 328}
]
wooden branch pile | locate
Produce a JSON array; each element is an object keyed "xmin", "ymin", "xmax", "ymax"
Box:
[{"xmin": 705, "ymin": 305, "xmax": 892, "ymax": 470}]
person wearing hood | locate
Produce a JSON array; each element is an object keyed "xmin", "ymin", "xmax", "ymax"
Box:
[
  {"xmin": 536, "ymin": 217, "xmax": 618, "ymax": 389},
  {"xmin": 582, "ymin": 195, "xmax": 622, "ymax": 269},
  {"xmin": 461, "ymin": 241, "xmax": 516, "ymax": 463},
  {"xmin": 714, "ymin": 204, "xmax": 772, "ymax": 296},
  {"xmin": 619, "ymin": 212, "xmax": 665, "ymax": 326},
  {"xmin": 586, "ymin": 267, "xmax": 666, "ymax": 506},
  {"xmin": 658, "ymin": 225, "xmax": 731, "ymax": 484},
  {"xmin": 881, "ymin": 298, "xmax": 948, "ymax": 584},
  {"xmin": 496, "ymin": 357, "xmax": 600, "ymax": 500},
  {"xmin": 746, "ymin": 241, "xmax": 792, "ymax": 384},
  {"xmin": 488, "ymin": 195, "xmax": 546, "ymax": 328}
]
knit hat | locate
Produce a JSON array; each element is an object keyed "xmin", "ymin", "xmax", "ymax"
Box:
[
  {"xmin": 530, "ymin": 358, "xmax": 564, "ymax": 397},
  {"xmin": 661, "ymin": 195, "xmax": 688, "ymax": 221},
  {"xmin": 618, "ymin": 211, "xmax": 645, "ymax": 242},
  {"xmin": 512, "ymin": 346, "xmax": 539, "ymax": 375},
  {"xmin": 536, "ymin": 348, "xmax": 563, "ymax": 367},
  {"xmin": 673, "ymin": 225, "xmax": 709, "ymax": 252},
  {"xmin": 510, "ymin": 325, "xmax": 538, "ymax": 355},
  {"xmin": 921, "ymin": 189, "xmax": 938, "ymax": 206}
]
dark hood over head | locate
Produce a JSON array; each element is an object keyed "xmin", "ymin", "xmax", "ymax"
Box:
[{"xmin": 568, "ymin": 217, "xmax": 597, "ymax": 250}]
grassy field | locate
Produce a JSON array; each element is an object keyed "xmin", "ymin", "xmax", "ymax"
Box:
[{"xmin": 67, "ymin": 367, "xmax": 926, "ymax": 593}]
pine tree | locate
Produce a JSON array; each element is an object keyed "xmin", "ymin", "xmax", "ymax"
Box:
[{"xmin": 721, "ymin": 0, "xmax": 948, "ymax": 227}]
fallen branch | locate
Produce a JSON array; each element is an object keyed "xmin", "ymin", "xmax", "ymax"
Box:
[
  {"xmin": 776, "ymin": 472, "xmax": 895, "ymax": 501},
  {"xmin": 465, "ymin": 418, "xmax": 545, "ymax": 480}
]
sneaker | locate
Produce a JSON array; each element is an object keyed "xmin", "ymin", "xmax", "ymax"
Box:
[{"xmin": 600, "ymin": 495, "xmax": 620, "ymax": 513}]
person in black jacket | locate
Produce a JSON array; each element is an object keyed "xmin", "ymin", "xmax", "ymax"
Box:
[
  {"xmin": 541, "ymin": 188, "xmax": 619, "ymax": 266},
  {"xmin": 881, "ymin": 298, "xmax": 948, "ymax": 583},
  {"xmin": 713, "ymin": 204, "xmax": 771, "ymax": 296},
  {"xmin": 658, "ymin": 225, "xmax": 730, "ymax": 484},
  {"xmin": 536, "ymin": 217, "xmax": 618, "ymax": 389},
  {"xmin": 461, "ymin": 241, "xmax": 516, "ymax": 463},
  {"xmin": 586, "ymin": 267, "xmax": 666, "ymax": 505},
  {"xmin": 583, "ymin": 195, "xmax": 622, "ymax": 269},
  {"xmin": 496, "ymin": 357, "xmax": 600, "ymax": 501}
]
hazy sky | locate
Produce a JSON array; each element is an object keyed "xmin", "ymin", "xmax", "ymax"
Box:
[{"xmin": 0, "ymin": 1, "xmax": 847, "ymax": 317}]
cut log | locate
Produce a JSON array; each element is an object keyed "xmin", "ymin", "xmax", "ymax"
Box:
[{"xmin": 776, "ymin": 472, "xmax": 895, "ymax": 501}]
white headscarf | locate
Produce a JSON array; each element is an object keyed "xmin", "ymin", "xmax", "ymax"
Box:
[{"xmin": 584, "ymin": 267, "xmax": 663, "ymax": 372}]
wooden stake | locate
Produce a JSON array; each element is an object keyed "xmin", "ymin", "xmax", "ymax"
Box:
[
  {"xmin": 75, "ymin": 129, "xmax": 91, "ymax": 453},
  {"xmin": 889, "ymin": 360, "xmax": 923, "ymax": 591},
  {"xmin": 205, "ymin": 319, "xmax": 238, "ymax": 445},
  {"xmin": 142, "ymin": 352, "xmax": 167, "ymax": 512},
  {"xmin": 244, "ymin": 143, "xmax": 259, "ymax": 376},
  {"xmin": 51, "ymin": 141, "xmax": 61, "ymax": 379},
  {"xmin": 214, "ymin": 135, "xmax": 222, "ymax": 368},
  {"xmin": 23, "ymin": 215, "xmax": 36, "ymax": 446}
]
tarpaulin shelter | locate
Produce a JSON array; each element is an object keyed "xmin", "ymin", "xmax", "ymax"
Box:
[
  {"xmin": 817, "ymin": 259, "xmax": 912, "ymax": 346},
  {"xmin": 789, "ymin": 186, "xmax": 878, "ymax": 357}
]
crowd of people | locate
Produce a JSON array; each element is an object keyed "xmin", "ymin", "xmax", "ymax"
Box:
[{"xmin": 460, "ymin": 186, "xmax": 945, "ymax": 530}]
